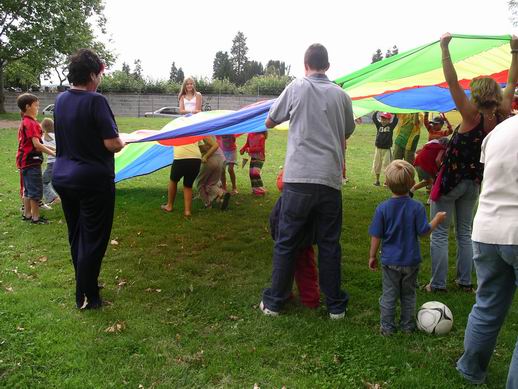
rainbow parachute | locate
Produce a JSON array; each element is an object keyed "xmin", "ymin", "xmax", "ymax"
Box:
[
  {"xmin": 115, "ymin": 101, "xmax": 274, "ymax": 182},
  {"xmin": 335, "ymin": 34, "xmax": 513, "ymax": 117}
]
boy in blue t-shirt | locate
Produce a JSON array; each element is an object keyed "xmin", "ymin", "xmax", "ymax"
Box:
[{"xmin": 368, "ymin": 160, "xmax": 446, "ymax": 335}]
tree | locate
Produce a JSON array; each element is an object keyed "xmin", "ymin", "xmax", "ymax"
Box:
[
  {"xmin": 265, "ymin": 60, "xmax": 290, "ymax": 76},
  {"xmin": 122, "ymin": 62, "xmax": 131, "ymax": 75},
  {"xmin": 371, "ymin": 49, "xmax": 383, "ymax": 63},
  {"xmin": 0, "ymin": 0, "xmax": 112, "ymax": 112},
  {"xmin": 230, "ymin": 31, "xmax": 249, "ymax": 85},
  {"xmin": 212, "ymin": 51, "xmax": 233, "ymax": 80},
  {"xmin": 132, "ymin": 59, "xmax": 143, "ymax": 81},
  {"xmin": 176, "ymin": 67, "xmax": 184, "ymax": 83},
  {"xmin": 243, "ymin": 60, "xmax": 264, "ymax": 83},
  {"xmin": 510, "ymin": 0, "xmax": 518, "ymax": 25},
  {"xmin": 169, "ymin": 61, "xmax": 178, "ymax": 82}
]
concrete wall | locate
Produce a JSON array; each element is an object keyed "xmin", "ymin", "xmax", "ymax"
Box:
[{"xmin": 3, "ymin": 92, "xmax": 278, "ymax": 117}]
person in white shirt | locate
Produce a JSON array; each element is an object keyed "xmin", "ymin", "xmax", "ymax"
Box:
[{"xmin": 456, "ymin": 114, "xmax": 518, "ymax": 388}]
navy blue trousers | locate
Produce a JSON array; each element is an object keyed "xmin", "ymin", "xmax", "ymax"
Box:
[
  {"xmin": 262, "ymin": 183, "xmax": 349, "ymax": 314},
  {"xmin": 54, "ymin": 183, "xmax": 115, "ymax": 307}
]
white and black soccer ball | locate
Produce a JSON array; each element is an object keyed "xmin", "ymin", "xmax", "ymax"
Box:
[{"xmin": 417, "ymin": 301, "xmax": 453, "ymax": 335}]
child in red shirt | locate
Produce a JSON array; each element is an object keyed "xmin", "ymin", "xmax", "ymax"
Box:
[
  {"xmin": 16, "ymin": 94, "xmax": 55, "ymax": 224},
  {"xmin": 240, "ymin": 131, "xmax": 267, "ymax": 195},
  {"xmin": 270, "ymin": 169, "xmax": 320, "ymax": 308},
  {"xmin": 411, "ymin": 137, "xmax": 449, "ymax": 195}
]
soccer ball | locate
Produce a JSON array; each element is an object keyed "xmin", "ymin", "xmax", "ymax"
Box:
[{"xmin": 416, "ymin": 301, "xmax": 453, "ymax": 335}]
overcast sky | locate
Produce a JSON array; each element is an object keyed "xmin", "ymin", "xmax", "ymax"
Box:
[{"xmin": 99, "ymin": 0, "xmax": 517, "ymax": 81}]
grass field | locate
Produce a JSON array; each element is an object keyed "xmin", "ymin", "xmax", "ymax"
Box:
[{"xmin": 0, "ymin": 114, "xmax": 516, "ymax": 388}]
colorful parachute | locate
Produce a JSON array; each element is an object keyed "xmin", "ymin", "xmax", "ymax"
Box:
[
  {"xmin": 335, "ymin": 34, "xmax": 513, "ymax": 117},
  {"xmin": 115, "ymin": 101, "xmax": 274, "ymax": 182}
]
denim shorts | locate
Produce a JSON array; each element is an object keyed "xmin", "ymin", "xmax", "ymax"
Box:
[{"xmin": 22, "ymin": 166, "xmax": 43, "ymax": 200}]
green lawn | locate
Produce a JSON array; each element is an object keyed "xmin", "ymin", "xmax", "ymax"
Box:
[{"xmin": 0, "ymin": 114, "xmax": 516, "ymax": 388}]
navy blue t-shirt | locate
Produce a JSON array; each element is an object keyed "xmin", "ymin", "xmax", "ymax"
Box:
[
  {"xmin": 369, "ymin": 196, "xmax": 431, "ymax": 266},
  {"xmin": 52, "ymin": 90, "xmax": 119, "ymax": 190}
]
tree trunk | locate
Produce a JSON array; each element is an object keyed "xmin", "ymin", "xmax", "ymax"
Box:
[{"xmin": 0, "ymin": 64, "xmax": 6, "ymax": 114}]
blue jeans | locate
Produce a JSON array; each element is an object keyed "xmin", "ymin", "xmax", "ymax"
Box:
[
  {"xmin": 262, "ymin": 183, "xmax": 349, "ymax": 314},
  {"xmin": 42, "ymin": 162, "xmax": 58, "ymax": 203},
  {"xmin": 457, "ymin": 242, "xmax": 518, "ymax": 387},
  {"xmin": 430, "ymin": 180, "xmax": 479, "ymax": 289},
  {"xmin": 380, "ymin": 264, "xmax": 420, "ymax": 333}
]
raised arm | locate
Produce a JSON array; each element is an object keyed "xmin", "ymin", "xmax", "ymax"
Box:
[
  {"xmin": 201, "ymin": 136, "xmax": 219, "ymax": 162},
  {"xmin": 440, "ymin": 33, "xmax": 478, "ymax": 125},
  {"xmin": 501, "ymin": 35, "xmax": 518, "ymax": 114}
]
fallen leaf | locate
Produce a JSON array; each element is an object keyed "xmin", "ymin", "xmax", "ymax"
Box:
[
  {"xmin": 110, "ymin": 239, "xmax": 119, "ymax": 245},
  {"xmin": 253, "ymin": 384, "xmax": 260, "ymax": 389},
  {"xmin": 157, "ymin": 243, "xmax": 168, "ymax": 247},
  {"xmin": 117, "ymin": 280, "xmax": 127, "ymax": 288},
  {"xmin": 155, "ymin": 289, "xmax": 161, "ymax": 293},
  {"xmin": 38, "ymin": 256, "xmax": 48, "ymax": 263},
  {"xmin": 189, "ymin": 284, "xmax": 194, "ymax": 292},
  {"xmin": 229, "ymin": 315, "xmax": 239, "ymax": 321},
  {"xmin": 104, "ymin": 321, "xmax": 125, "ymax": 333},
  {"xmin": 5, "ymin": 286, "xmax": 13, "ymax": 292},
  {"xmin": 16, "ymin": 326, "xmax": 24, "ymax": 331}
]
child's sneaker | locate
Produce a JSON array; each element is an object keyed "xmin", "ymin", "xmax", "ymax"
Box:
[
  {"xmin": 31, "ymin": 216, "xmax": 49, "ymax": 225},
  {"xmin": 38, "ymin": 200, "xmax": 52, "ymax": 211},
  {"xmin": 259, "ymin": 301, "xmax": 279, "ymax": 317},
  {"xmin": 329, "ymin": 311, "xmax": 346, "ymax": 320}
]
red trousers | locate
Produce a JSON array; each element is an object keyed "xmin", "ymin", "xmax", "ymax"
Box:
[{"xmin": 294, "ymin": 246, "xmax": 320, "ymax": 308}]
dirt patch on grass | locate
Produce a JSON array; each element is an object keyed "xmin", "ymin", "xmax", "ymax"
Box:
[{"xmin": 0, "ymin": 120, "xmax": 20, "ymax": 129}]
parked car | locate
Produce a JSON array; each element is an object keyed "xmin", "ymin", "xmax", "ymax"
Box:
[
  {"xmin": 144, "ymin": 106, "xmax": 181, "ymax": 118},
  {"xmin": 42, "ymin": 104, "xmax": 54, "ymax": 116}
]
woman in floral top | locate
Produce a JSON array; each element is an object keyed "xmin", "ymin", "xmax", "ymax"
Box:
[{"xmin": 426, "ymin": 33, "xmax": 518, "ymax": 293}]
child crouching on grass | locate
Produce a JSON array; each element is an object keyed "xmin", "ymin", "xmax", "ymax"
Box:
[
  {"xmin": 368, "ymin": 160, "xmax": 446, "ymax": 335},
  {"xmin": 270, "ymin": 169, "xmax": 320, "ymax": 308}
]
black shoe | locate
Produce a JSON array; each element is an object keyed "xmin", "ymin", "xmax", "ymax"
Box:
[
  {"xmin": 21, "ymin": 215, "xmax": 31, "ymax": 221},
  {"xmin": 220, "ymin": 192, "xmax": 231, "ymax": 211},
  {"xmin": 31, "ymin": 216, "xmax": 49, "ymax": 225}
]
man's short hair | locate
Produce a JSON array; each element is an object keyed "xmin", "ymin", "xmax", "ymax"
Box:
[
  {"xmin": 304, "ymin": 43, "xmax": 329, "ymax": 71},
  {"xmin": 16, "ymin": 93, "xmax": 39, "ymax": 112},
  {"xmin": 385, "ymin": 160, "xmax": 415, "ymax": 195},
  {"xmin": 67, "ymin": 48, "xmax": 104, "ymax": 86}
]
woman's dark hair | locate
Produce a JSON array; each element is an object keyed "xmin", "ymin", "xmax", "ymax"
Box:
[
  {"xmin": 304, "ymin": 43, "xmax": 329, "ymax": 71},
  {"xmin": 67, "ymin": 48, "xmax": 104, "ymax": 85},
  {"xmin": 16, "ymin": 93, "xmax": 39, "ymax": 112}
]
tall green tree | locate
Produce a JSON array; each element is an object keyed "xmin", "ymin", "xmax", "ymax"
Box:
[
  {"xmin": 0, "ymin": 0, "xmax": 112, "ymax": 112},
  {"xmin": 510, "ymin": 0, "xmax": 518, "ymax": 25},
  {"xmin": 132, "ymin": 59, "xmax": 143, "ymax": 81},
  {"xmin": 230, "ymin": 31, "xmax": 249, "ymax": 85},
  {"xmin": 169, "ymin": 61, "xmax": 178, "ymax": 82},
  {"xmin": 176, "ymin": 68, "xmax": 184, "ymax": 83},
  {"xmin": 265, "ymin": 60, "xmax": 290, "ymax": 76},
  {"xmin": 122, "ymin": 62, "xmax": 131, "ymax": 75},
  {"xmin": 243, "ymin": 60, "xmax": 264, "ymax": 83},
  {"xmin": 212, "ymin": 51, "xmax": 233, "ymax": 80}
]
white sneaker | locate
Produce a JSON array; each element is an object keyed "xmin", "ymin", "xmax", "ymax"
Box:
[
  {"xmin": 329, "ymin": 311, "xmax": 346, "ymax": 320},
  {"xmin": 39, "ymin": 202, "xmax": 52, "ymax": 211},
  {"xmin": 259, "ymin": 301, "xmax": 279, "ymax": 317}
]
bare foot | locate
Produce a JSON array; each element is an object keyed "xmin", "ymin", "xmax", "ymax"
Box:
[{"xmin": 160, "ymin": 204, "xmax": 173, "ymax": 212}]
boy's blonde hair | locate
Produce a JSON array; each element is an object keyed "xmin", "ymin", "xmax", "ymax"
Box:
[
  {"xmin": 385, "ymin": 160, "xmax": 415, "ymax": 195},
  {"xmin": 41, "ymin": 118, "xmax": 54, "ymax": 133}
]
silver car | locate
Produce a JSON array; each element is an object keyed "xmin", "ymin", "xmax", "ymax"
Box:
[
  {"xmin": 42, "ymin": 104, "xmax": 54, "ymax": 116},
  {"xmin": 144, "ymin": 106, "xmax": 182, "ymax": 118}
]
